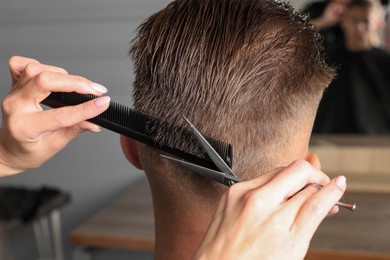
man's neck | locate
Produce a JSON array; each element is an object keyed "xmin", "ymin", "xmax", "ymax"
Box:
[
  {"xmin": 148, "ymin": 180, "xmax": 218, "ymax": 260},
  {"xmin": 154, "ymin": 208, "xmax": 210, "ymax": 260}
]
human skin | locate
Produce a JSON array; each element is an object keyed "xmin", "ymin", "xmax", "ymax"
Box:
[
  {"xmin": 0, "ymin": 56, "xmax": 110, "ymax": 176},
  {"xmin": 341, "ymin": 5, "xmax": 384, "ymax": 51},
  {"xmin": 193, "ymin": 168, "xmax": 346, "ymax": 260},
  {"xmin": 121, "ymin": 137, "xmax": 345, "ymax": 260},
  {"xmin": 1, "ymin": 56, "xmax": 346, "ymax": 260},
  {"xmin": 311, "ymin": 1, "xmax": 349, "ymax": 29}
]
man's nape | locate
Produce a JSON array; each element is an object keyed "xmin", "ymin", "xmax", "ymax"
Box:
[{"xmin": 125, "ymin": 0, "xmax": 335, "ymax": 259}]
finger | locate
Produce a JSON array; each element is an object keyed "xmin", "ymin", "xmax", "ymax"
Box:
[
  {"xmin": 78, "ymin": 121, "xmax": 103, "ymax": 132},
  {"xmin": 8, "ymin": 56, "xmax": 40, "ymax": 85},
  {"xmin": 199, "ymin": 192, "xmax": 229, "ymax": 244},
  {"xmin": 305, "ymin": 153, "xmax": 321, "ymax": 170},
  {"xmin": 204, "ymin": 175, "xmax": 263, "ymax": 243},
  {"xmin": 44, "ymin": 121, "xmax": 103, "ymax": 151},
  {"xmin": 302, "ymin": 184, "xmax": 339, "ymax": 215},
  {"xmin": 262, "ymin": 160, "xmax": 330, "ymax": 204},
  {"xmin": 18, "ymin": 72, "xmax": 108, "ymax": 103},
  {"xmin": 292, "ymin": 176, "xmax": 346, "ymax": 240},
  {"xmin": 11, "ymin": 59, "xmax": 69, "ymax": 90},
  {"xmin": 63, "ymin": 121, "xmax": 103, "ymax": 133},
  {"xmin": 213, "ymin": 168, "xmax": 285, "ymax": 222},
  {"xmin": 236, "ymin": 166, "xmax": 286, "ymax": 190},
  {"xmin": 278, "ymin": 184, "xmax": 321, "ymax": 225},
  {"xmin": 217, "ymin": 167, "xmax": 286, "ymax": 218},
  {"xmin": 29, "ymin": 127, "xmax": 88, "ymax": 159},
  {"xmin": 28, "ymin": 96, "xmax": 110, "ymax": 135}
]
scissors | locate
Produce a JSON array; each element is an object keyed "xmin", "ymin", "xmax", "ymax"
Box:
[
  {"xmin": 160, "ymin": 116, "xmax": 242, "ymax": 187},
  {"xmin": 161, "ymin": 116, "xmax": 356, "ymax": 212}
]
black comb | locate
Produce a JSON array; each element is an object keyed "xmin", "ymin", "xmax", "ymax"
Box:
[{"xmin": 41, "ymin": 92, "xmax": 233, "ymax": 170}]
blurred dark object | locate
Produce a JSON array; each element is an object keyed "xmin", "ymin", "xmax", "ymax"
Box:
[
  {"xmin": 0, "ymin": 186, "xmax": 69, "ymax": 223},
  {"xmin": 313, "ymin": 46, "xmax": 390, "ymax": 134},
  {"xmin": 302, "ymin": 0, "xmax": 347, "ymax": 56},
  {"xmin": 0, "ymin": 185, "xmax": 70, "ymax": 260},
  {"xmin": 313, "ymin": 0, "xmax": 390, "ymax": 134}
]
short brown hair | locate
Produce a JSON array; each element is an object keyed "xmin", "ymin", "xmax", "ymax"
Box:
[{"xmin": 130, "ymin": 0, "xmax": 334, "ymax": 181}]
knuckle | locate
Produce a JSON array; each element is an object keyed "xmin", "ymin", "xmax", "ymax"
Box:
[
  {"xmin": 242, "ymin": 189, "xmax": 265, "ymax": 209},
  {"xmin": 35, "ymin": 71, "xmax": 52, "ymax": 88},
  {"xmin": 239, "ymin": 189, "xmax": 275, "ymax": 220},
  {"xmin": 1, "ymin": 96, "xmax": 13, "ymax": 115},
  {"xmin": 24, "ymin": 62, "xmax": 39, "ymax": 78},
  {"xmin": 290, "ymin": 159, "xmax": 329, "ymax": 182},
  {"xmin": 306, "ymin": 198, "xmax": 327, "ymax": 216},
  {"xmin": 9, "ymin": 56, "xmax": 40, "ymax": 74},
  {"xmin": 292, "ymin": 159, "xmax": 312, "ymax": 171}
]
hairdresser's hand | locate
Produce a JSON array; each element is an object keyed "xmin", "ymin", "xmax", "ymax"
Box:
[
  {"xmin": 310, "ymin": 2, "xmax": 346, "ymax": 29},
  {"xmin": 193, "ymin": 159, "xmax": 346, "ymax": 260},
  {"xmin": 0, "ymin": 56, "xmax": 110, "ymax": 176}
]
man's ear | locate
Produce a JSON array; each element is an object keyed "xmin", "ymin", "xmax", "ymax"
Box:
[
  {"xmin": 120, "ymin": 135, "xmax": 143, "ymax": 169},
  {"xmin": 305, "ymin": 153, "xmax": 321, "ymax": 170}
]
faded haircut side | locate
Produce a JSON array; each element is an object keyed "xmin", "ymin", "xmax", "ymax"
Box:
[{"xmin": 130, "ymin": 0, "xmax": 334, "ymax": 181}]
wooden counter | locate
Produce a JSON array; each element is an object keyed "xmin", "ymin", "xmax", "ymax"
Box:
[
  {"xmin": 69, "ymin": 177, "xmax": 154, "ymax": 251},
  {"xmin": 310, "ymin": 135, "xmax": 390, "ymax": 193},
  {"xmin": 70, "ymin": 177, "xmax": 390, "ymax": 259}
]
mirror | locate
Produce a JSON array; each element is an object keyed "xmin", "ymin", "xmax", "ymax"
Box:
[{"xmin": 302, "ymin": 0, "xmax": 390, "ymax": 134}]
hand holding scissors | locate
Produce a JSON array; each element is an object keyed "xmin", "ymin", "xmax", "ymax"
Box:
[
  {"xmin": 162, "ymin": 117, "xmax": 355, "ymax": 211},
  {"xmin": 162, "ymin": 117, "xmax": 354, "ymax": 260}
]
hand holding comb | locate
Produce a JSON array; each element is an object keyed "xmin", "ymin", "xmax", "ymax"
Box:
[{"xmin": 41, "ymin": 92, "xmax": 233, "ymax": 171}]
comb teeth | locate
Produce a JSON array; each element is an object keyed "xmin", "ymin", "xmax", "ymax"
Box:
[{"xmin": 41, "ymin": 92, "xmax": 233, "ymax": 170}]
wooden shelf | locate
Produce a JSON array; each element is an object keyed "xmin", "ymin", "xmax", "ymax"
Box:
[{"xmin": 70, "ymin": 177, "xmax": 390, "ymax": 258}]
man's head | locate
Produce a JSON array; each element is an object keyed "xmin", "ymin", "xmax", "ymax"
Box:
[
  {"xmin": 341, "ymin": 0, "xmax": 385, "ymax": 51},
  {"xmin": 123, "ymin": 0, "xmax": 333, "ymax": 197}
]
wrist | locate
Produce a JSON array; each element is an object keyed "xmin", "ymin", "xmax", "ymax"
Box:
[
  {"xmin": 0, "ymin": 159, "xmax": 22, "ymax": 177},
  {"xmin": 0, "ymin": 145, "xmax": 23, "ymax": 177}
]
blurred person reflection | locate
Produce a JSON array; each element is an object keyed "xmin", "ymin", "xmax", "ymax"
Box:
[
  {"xmin": 313, "ymin": 0, "xmax": 390, "ymax": 134},
  {"xmin": 302, "ymin": 0, "xmax": 351, "ymax": 56},
  {"xmin": 385, "ymin": 1, "xmax": 390, "ymax": 48}
]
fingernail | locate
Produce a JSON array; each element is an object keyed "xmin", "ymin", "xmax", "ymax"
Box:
[
  {"xmin": 94, "ymin": 96, "xmax": 111, "ymax": 107},
  {"xmin": 91, "ymin": 83, "xmax": 108, "ymax": 94},
  {"xmin": 333, "ymin": 175, "xmax": 346, "ymax": 188},
  {"xmin": 92, "ymin": 127, "xmax": 103, "ymax": 132}
]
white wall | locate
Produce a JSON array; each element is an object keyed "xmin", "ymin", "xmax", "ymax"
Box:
[{"xmin": 0, "ymin": 0, "xmax": 308, "ymax": 259}]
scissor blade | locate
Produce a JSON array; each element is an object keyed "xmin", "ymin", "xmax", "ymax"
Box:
[
  {"xmin": 161, "ymin": 155, "xmax": 241, "ymax": 185},
  {"xmin": 182, "ymin": 116, "xmax": 237, "ymax": 178}
]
